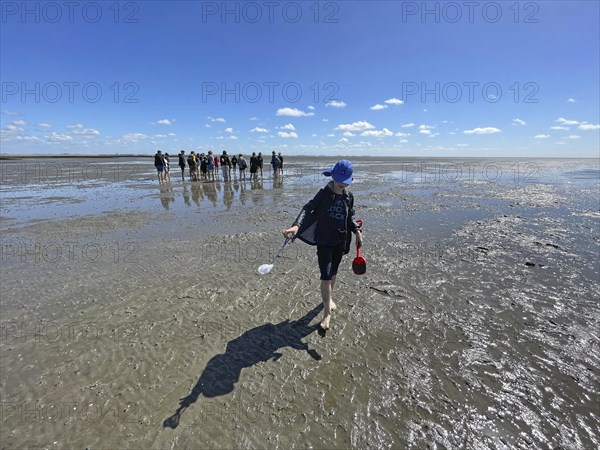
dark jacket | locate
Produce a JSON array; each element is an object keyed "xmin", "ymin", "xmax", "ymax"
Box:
[{"xmin": 292, "ymin": 181, "xmax": 358, "ymax": 254}]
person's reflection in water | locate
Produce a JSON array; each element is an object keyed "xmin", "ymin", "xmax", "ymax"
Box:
[
  {"xmin": 204, "ymin": 182, "xmax": 218, "ymax": 208},
  {"xmin": 251, "ymin": 178, "xmax": 263, "ymax": 190},
  {"xmin": 238, "ymin": 179, "xmax": 247, "ymax": 206},
  {"xmin": 273, "ymin": 175, "xmax": 283, "ymax": 190},
  {"xmin": 223, "ymin": 181, "xmax": 234, "ymax": 209},
  {"xmin": 182, "ymin": 182, "xmax": 191, "ymax": 207},
  {"xmin": 251, "ymin": 178, "xmax": 263, "ymax": 206},
  {"xmin": 159, "ymin": 184, "xmax": 174, "ymax": 210},
  {"xmin": 191, "ymin": 182, "xmax": 202, "ymax": 207},
  {"xmin": 163, "ymin": 305, "xmax": 323, "ymax": 429}
]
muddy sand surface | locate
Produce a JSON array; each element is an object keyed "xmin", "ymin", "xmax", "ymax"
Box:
[{"xmin": 1, "ymin": 157, "xmax": 599, "ymax": 449}]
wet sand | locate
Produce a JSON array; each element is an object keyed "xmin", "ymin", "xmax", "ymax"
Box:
[{"xmin": 1, "ymin": 157, "xmax": 599, "ymax": 448}]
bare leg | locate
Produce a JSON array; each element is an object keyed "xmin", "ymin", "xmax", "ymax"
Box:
[
  {"xmin": 330, "ymin": 275, "xmax": 337, "ymax": 312},
  {"xmin": 320, "ymin": 280, "xmax": 333, "ymax": 329}
]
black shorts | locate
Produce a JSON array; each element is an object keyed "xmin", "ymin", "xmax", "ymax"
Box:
[{"xmin": 317, "ymin": 244, "xmax": 345, "ymax": 280}]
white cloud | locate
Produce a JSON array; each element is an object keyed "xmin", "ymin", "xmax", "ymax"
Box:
[
  {"xmin": 550, "ymin": 126, "xmax": 569, "ymax": 130},
  {"xmin": 277, "ymin": 131, "xmax": 298, "ymax": 139},
  {"xmin": 342, "ymin": 132, "xmax": 355, "ymax": 137},
  {"xmin": 361, "ymin": 128, "xmax": 393, "ymax": 137},
  {"xmin": 322, "ymin": 119, "xmax": 329, "ymax": 122},
  {"xmin": 326, "ymin": 134, "xmax": 335, "ymax": 137},
  {"xmin": 335, "ymin": 121, "xmax": 375, "ymax": 132},
  {"xmin": 3, "ymin": 110, "xmax": 20, "ymax": 116},
  {"xmin": 250, "ymin": 127, "xmax": 268, "ymax": 133},
  {"xmin": 122, "ymin": 133, "xmax": 149, "ymax": 142},
  {"xmin": 205, "ymin": 124, "xmax": 212, "ymax": 128},
  {"xmin": 37, "ymin": 123, "xmax": 52, "ymax": 129},
  {"xmin": 276, "ymin": 107, "xmax": 314, "ymax": 117},
  {"xmin": 281, "ymin": 123, "xmax": 295, "ymax": 131},
  {"xmin": 326, "ymin": 101, "xmax": 346, "ymax": 108},
  {"xmin": 370, "ymin": 104, "xmax": 388, "ymax": 110},
  {"xmin": 463, "ymin": 127, "xmax": 501, "ymax": 135},
  {"xmin": 401, "ymin": 123, "xmax": 415, "ymax": 128},
  {"xmin": 0, "ymin": 122, "xmax": 26, "ymax": 140},
  {"xmin": 46, "ymin": 132, "xmax": 73, "ymax": 142},
  {"xmin": 12, "ymin": 119, "xmax": 26, "ymax": 126},
  {"xmin": 534, "ymin": 134, "xmax": 551, "ymax": 139},
  {"xmin": 208, "ymin": 117, "xmax": 226, "ymax": 123},
  {"xmin": 72, "ymin": 128, "xmax": 100, "ymax": 137},
  {"xmin": 395, "ymin": 132, "xmax": 410, "ymax": 137},
  {"xmin": 225, "ymin": 127, "xmax": 233, "ymax": 133},
  {"xmin": 168, "ymin": 133, "xmax": 176, "ymax": 137},
  {"xmin": 67, "ymin": 123, "xmax": 99, "ymax": 136},
  {"xmin": 567, "ymin": 98, "xmax": 576, "ymax": 103},
  {"xmin": 339, "ymin": 138, "xmax": 349, "ymax": 143},
  {"xmin": 556, "ymin": 117, "xmax": 579, "ymax": 125},
  {"xmin": 156, "ymin": 119, "xmax": 173, "ymax": 125},
  {"xmin": 15, "ymin": 135, "xmax": 40, "ymax": 142},
  {"xmin": 418, "ymin": 124, "xmax": 435, "ymax": 134},
  {"xmin": 512, "ymin": 118, "xmax": 526, "ymax": 126},
  {"xmin": 384, "ymin": 98, "xmax": 404, "ymax": 105},
  {"xmin": 308, "ymin": 106, "xmax": 315, "ymax": 110},
  {"xmin": 457, "ymin": 144, "xmax": 469, "ymax": 147},
  {"xmin": 578, "ymin": 123, "xmax": 600, "ymax": 131},
  {"xmin": 567, "ymin": 135, "xmax": 581, "ymax": 139}
]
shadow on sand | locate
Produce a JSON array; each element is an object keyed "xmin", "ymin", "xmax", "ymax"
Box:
[{"xmin": 163, "ymin": 304, "xmax": 323, "ymax": 429}]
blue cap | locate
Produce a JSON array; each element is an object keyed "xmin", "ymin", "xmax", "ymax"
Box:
[{"xmin": 323, "ymin": 160, "xmax": 353, "ymax": 184}]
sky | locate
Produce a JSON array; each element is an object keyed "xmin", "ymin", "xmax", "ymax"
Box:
[{"xmin": 1, "ymin": 0, "xmax": 599, "ymax": 157}]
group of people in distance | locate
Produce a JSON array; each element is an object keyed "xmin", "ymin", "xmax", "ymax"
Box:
[{"xmin": 153, "ymin": 149, "xmax": 284, "ymax": 183}]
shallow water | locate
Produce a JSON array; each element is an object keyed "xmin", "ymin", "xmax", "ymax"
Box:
[{"xmin": 1, "ymin": 157, "xmax": 598, "ymax": 449}]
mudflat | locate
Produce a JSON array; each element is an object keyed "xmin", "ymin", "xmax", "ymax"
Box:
[{"xmin": 1, "ymin": 156, "xmax": 598, "ymax": 448}]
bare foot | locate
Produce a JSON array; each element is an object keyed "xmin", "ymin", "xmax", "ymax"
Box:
[
  {"xmin": 330, "ymin": 300, "xmax": 337, "ymax": 313},
  {"xmin": 320, "ymin": 311, "xmax": 332, "ymax": 330}
]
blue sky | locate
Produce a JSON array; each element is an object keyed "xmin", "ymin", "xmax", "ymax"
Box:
[{"xmin": 1, "ymin": 1, "xmax": 599, "ymax": 156}]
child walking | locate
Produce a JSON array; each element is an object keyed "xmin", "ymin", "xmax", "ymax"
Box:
[{"xmin": 282, "ymin": 160, "xmax": 363, "ymax": 331}]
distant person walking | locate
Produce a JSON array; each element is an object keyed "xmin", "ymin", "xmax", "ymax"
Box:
[
  {"xmin": 231, "ymin": 154, "xmax": 238, "ymax": 179},
  {"xmin": 207, "ymin": 151, "xmax": 216, "ymax": 181},
  {"xmin": 154, "ymin": 150, "xmax": 165, "ymax": 183},
  {"xmin": 214, "ymin": 152, "xmax": 220, "ymax": 176},
  {"xmin": 187, "ymin": 151, "xmax": 197, "ymax": 181},
  {"xmin": 238, "ymin": 154, "xmax": 247, "ymax": 180},
  {"xmin": 164, "ymin": 153, "xmax": 171, "ymax": 183},
  {"xmin": 250, "ymin": 152, "xmax": 259, "ymax": 181},
  {"xmin": 257, "ymin": 152, "xmax": 264, "ymax": 178},
  {"xmin": 199, "ymin": 153, "xmax": 207, "ymax": 181},
  {"xmin": 220, "ymin": 151, "xmax": 232, "ymax": 181},
  {"xmin": 278, "ymin": 152, "xmax": 284, "ymax": 176},
  {"xmin": 178, "ymin": 150, "xmax": 186, "ymax": 180},
  {"xmin": 271, "ymin": 151, "xmax": 281, "ymax": 178}
]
